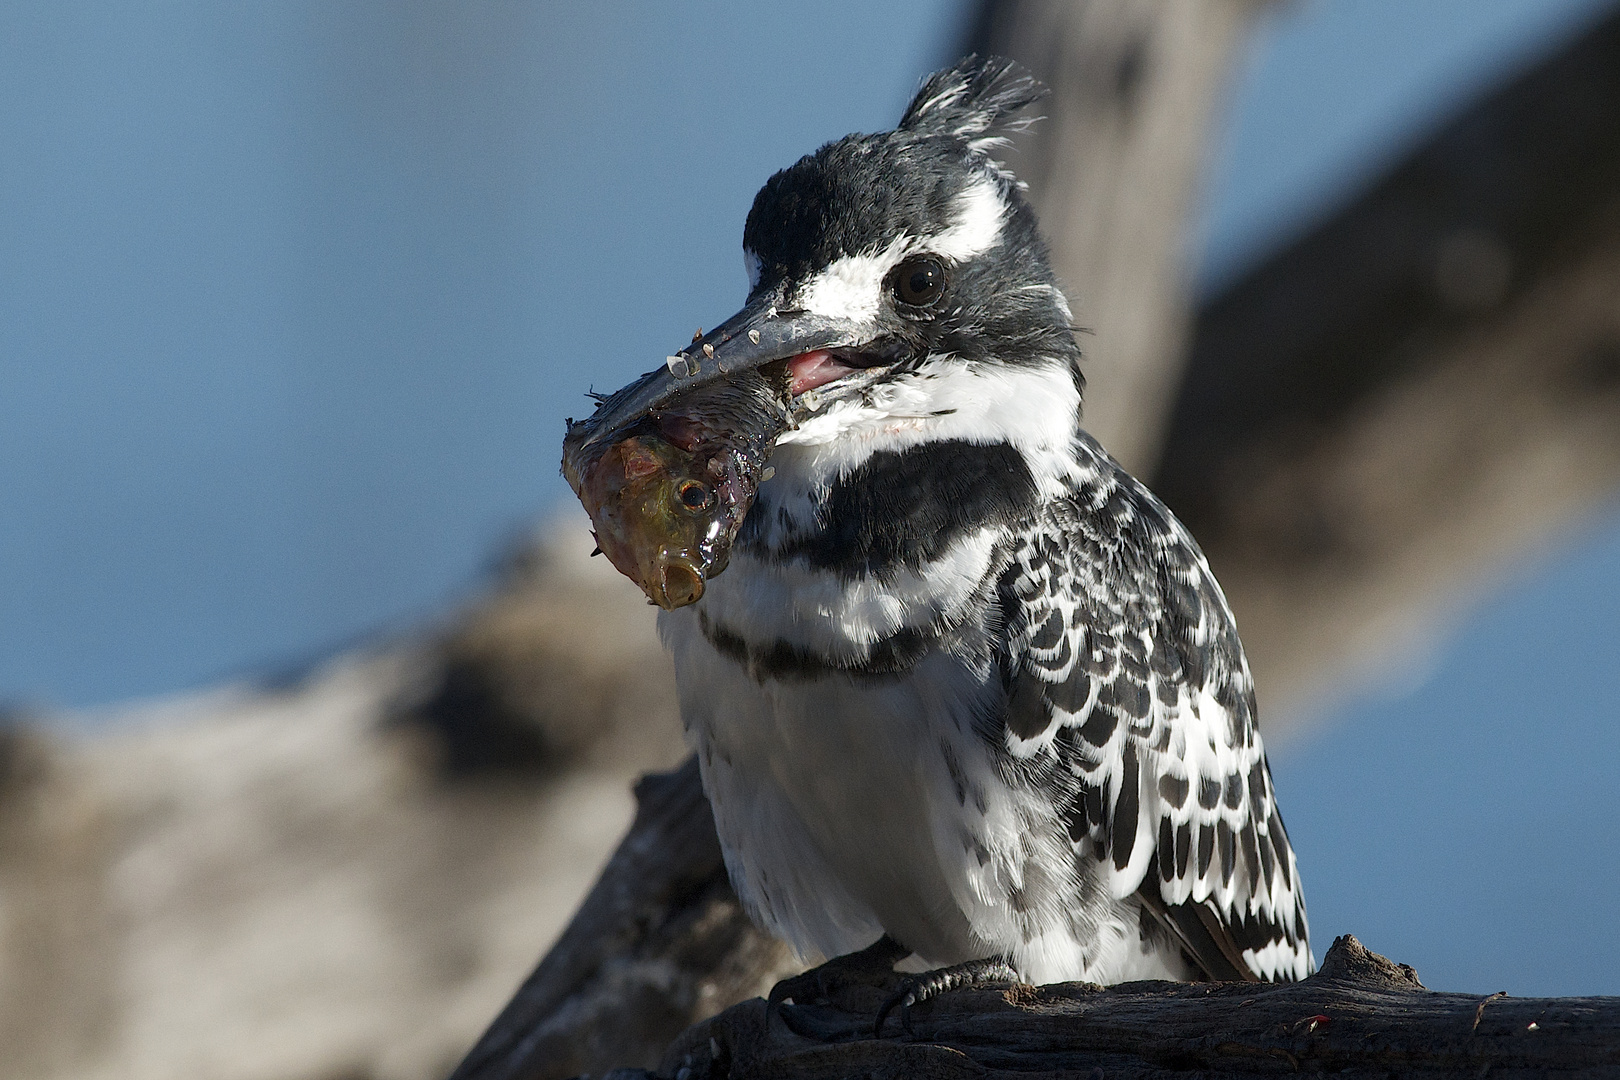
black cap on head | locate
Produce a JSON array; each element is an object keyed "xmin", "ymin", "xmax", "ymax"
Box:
[{"xmin": 743, "ymin": 57, "xmax": 1047, "ymax": 292}]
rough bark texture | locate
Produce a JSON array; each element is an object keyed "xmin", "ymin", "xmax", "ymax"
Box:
[
  {"xmin": 966, "ymin": 0, "xmax": 1274, "ymax": 477},
  {"xmin": 641, "ymin": 935, "xmax": 1619, "ymax": 1079},
  {"xmin": 445, "ymin": 759, "xmax": 794, "ymax": 1080},
  {"xmin": 1154, "ymin": 7, "xmax": 1620, "ymax": 723}
]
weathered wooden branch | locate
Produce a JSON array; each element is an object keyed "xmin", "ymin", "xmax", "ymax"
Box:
[
  {"xmin": 967, "ymin": 0, "xmax": 1275, "ymax": 477},
  {"xmin": 642, "ymin": 935, "xmax": 1620, "ymax": 1079},
  {"xmin": 445, "ymin": 759, "xmax": 795, "ymax": 1080},
  {"xmin": 1155, "ymin": 7, "xmax": 1620, "ymax": 722}
]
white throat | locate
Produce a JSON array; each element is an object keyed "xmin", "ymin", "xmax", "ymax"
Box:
[{"xmin": 775, "ymin": 357, "xmax": 1082, "ymax": 500}]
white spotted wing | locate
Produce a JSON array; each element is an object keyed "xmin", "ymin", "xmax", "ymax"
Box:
[{"xmin": 995, "ymin": 447, "xmax": 1311, "ymax": 982}]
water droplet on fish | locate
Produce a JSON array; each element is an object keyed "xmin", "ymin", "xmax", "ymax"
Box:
[
  {"xmin": 748, "ymin": 329, "xmax": 761, "ymax": 345},
  {"xmin": 761, "ymin": 466, "xmax": 775, "ymax": 481},
  {"xmin": 691, "ymin": 328, "xmax": 704, "ymax": 343},
  {"xmin": 667, "ymin": 354, "xmax": 697, "ymax": 377},
  {"xmin": 702, "ymin": 343, "xmax": 715, "ymax": 359}
]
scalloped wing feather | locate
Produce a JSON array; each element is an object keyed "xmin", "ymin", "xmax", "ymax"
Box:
[{"xmin": 996, "ymin": 444, "xmax": 1312, "ymax": 982}]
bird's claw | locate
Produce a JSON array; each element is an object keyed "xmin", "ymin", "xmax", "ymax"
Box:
[
  {"xmin": 873, "ymin": 982, "xmax": 919, "ymax": 1038},
  {"xmin": 872, "ymin": 957, "xmax": 1020, "ymax": 1038},
  {"xmin": 767, "ymin": 933, "xmax": 909, "ymax": 1011}
]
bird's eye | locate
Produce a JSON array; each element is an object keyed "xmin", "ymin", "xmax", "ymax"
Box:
[
  {"xmin": 675, "ymin": 479, "xmax": 711, "ymax": 511},
  {"xmin": 892, "ymin": 256, "xmax": 946, "ymax": 308}
]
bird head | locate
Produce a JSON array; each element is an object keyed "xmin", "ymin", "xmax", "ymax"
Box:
[{"xmin": 578, "ymin": 56, "xmax": 1081, "ymax": 448}]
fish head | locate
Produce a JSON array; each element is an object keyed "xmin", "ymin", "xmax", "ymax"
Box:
[{"xmin": 564, "ymin": 422, "xmax": 733, "ymax": 610}]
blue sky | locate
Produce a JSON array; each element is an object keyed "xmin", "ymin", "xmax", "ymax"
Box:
[
  {"xmin": 0, "ymin": 2, "xmax": 960, "ymax": 705},
  {"xmin": 2, "ymin": 0, "xmax": 1618, "ymax": 995},
  {"xmin": 1273, "ymin": 512, "xmax": 1620, "ymax": 996}
]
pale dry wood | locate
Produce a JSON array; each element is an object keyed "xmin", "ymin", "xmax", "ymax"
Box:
[
  {"xmin": 1154, "ymin": 8, "xmax": 1620, "ymax": 726},
  {"xmin": 966, "ymin": 0, "xmax": 1276, "ymax": 477},
  {"xmin": 0, "ymin": 523, "xmax": 690, "ymax": 1080}
]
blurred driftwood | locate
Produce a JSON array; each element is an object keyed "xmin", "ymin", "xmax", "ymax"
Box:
[
  {"xmin": 1155, "ymin": 6, "xmax": 1620, "ymax": 723},
  {"xmin": 450, "ymin": 7, "xmax": 1620, "ymax": 1080},
  {"xmin": 0, "ymin": 521, "xmax": 688, "ymax": 1080},
  {"xmin": 967, "ymin": 0, "xmax": 1276, "ymax": 476},
  {"xmin": 648, "ymin": 935, "xmax": 1620, "ymax": 1079}
]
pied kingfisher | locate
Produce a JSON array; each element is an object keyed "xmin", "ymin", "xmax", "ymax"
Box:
[{"xmin": 591, "ymin": 56, "xmax": 1310, "ymax": 991}]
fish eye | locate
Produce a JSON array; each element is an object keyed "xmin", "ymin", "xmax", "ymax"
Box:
[
  {"xmin": 892, "ymin": 256, "xmax": 946, "ymax": 307},
  {"xmin": 676, "ymin": 479, "xmax": 711, "ymax": 511}
]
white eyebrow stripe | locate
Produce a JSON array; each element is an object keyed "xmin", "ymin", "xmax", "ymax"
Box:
[
  {"xmin": 794, "ymin": 178, "xmax": 1006, "ymax": 324},
  {"xmin": 928, "ymin": 178, "xmax": 1006, "ymax": 262},
  {"xmin": 796, "ymin": 235, "xmax": 909, "ymax": 322}
]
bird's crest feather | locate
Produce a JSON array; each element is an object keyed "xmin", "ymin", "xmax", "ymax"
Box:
[{"xmin": 899, "ymin": 55, "xmax": 1045, "ymax": 154}]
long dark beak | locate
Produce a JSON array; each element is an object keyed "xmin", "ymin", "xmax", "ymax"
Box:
[{"xmin": 572, "ymin": 291, "xmax": 861, "ymax": 449}]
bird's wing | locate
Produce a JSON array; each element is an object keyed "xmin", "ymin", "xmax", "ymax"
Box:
[{"xmin": 994, "ymin": 460, "xmax": 1311, "ymax": 982}]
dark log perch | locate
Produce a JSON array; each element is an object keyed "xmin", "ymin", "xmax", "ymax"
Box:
[{"xmin": 646, "ymin": 936, "xmax": 1619, "ymax": 1079}]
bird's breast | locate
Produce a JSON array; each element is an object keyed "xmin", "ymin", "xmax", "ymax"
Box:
[{"xmin": 665, "ymin": 622, "xmax": 999, "ymax": 965}]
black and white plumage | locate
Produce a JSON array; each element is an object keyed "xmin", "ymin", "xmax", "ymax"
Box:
[{"xmin": 609, "ymin": 57, "xmax": 1310, "ymax": 986}]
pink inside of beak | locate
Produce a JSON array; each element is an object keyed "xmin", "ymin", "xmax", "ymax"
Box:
[{"xmin": 787, "ymin": 349, "xmax": 858, "ymax": 395}]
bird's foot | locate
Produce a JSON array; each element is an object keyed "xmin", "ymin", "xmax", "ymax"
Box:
[
  {"xmin": 767, "ymin": 933, "xmax": 910, "ymax": 1011},
  {"xmin": 873, "ymin": 956, "xmax": 1020, "ymax": 1038}
]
